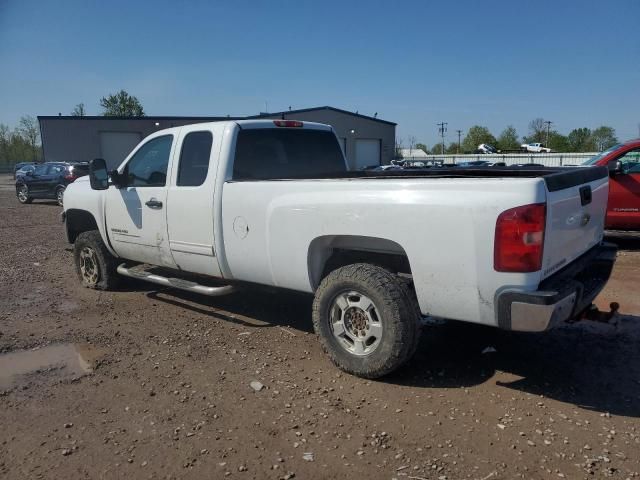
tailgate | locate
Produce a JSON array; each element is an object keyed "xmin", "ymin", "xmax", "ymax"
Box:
[{"xmin": 541, "ymin": 166, "xmax": 609, "ymax": 279}]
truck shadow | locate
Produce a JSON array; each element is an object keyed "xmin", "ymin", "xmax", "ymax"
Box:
[
  {"xmin": 145, "ymin": 287, "xmax": 315, "ymax": 333},
  {"xmin": 390, "ymin": 315, "xmax": 640, "ymax": 417}
]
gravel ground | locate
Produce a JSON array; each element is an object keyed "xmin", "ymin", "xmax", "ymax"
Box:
[{"xmin": 1, "ymin": 173, "xmax": 639, "ymax": 480}]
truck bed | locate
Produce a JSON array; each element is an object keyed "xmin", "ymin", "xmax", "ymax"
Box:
[{"xmin": 229, "ymin": 165, "xmax": 609, "ymax": 192}]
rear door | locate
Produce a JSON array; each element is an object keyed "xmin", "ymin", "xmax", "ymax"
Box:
[
  {"xmin": 607, "ymin": 147, "xmax": 640, "ymax": 229},
  {"xmin": 104, "ymin": 133, "xmax": 177, "ymax": 267},
  {"xmin": 166, "ymin": 124, "xmax": 223, "ymax": 276},
  {"xmin": 541, "ymin": 169, "xmax": 609, "ymax": 278}
]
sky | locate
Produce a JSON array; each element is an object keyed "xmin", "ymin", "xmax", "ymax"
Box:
[{"xmin": 1, "ymin": 0, "xmax": 639, "ymax": 147}]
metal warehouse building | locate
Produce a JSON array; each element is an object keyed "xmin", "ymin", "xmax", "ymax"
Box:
[{"xmin": 38, "ymin": 106, "xmax": 396, "ymax": 171}]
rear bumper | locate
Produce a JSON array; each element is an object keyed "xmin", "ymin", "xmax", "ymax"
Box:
[{"xmin": 496, "ymin": 242, "xmax": 617, "ymax": 332}]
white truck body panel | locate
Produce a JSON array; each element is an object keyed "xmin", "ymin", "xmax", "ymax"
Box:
[{"xmin": 63, "ymin": 120, "xmax": 612, "ymax": 332}]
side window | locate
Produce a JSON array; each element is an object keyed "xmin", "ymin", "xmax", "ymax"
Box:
[
  {"xmin": 48, "ymin": 164, "xmax": 65, "ymax": 174},
  {"xmin": 618, "ymin": 149, "xmax": 640, "ymax": 174},
  {"xmin": 34, "ymin": 164, "xmax": 48, "ymax": 175},
  {"xmin": 177, "ymin": 131, "xmax": 213, "ymax": 187},
  {"xmin": 125, "ymin": 135, "xmax": 173, "ymax": 187}
]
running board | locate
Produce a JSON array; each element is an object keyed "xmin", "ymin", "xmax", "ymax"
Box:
[{"xmin": 116, "ymin": 264, "xmax": 236, "ymax": 297}]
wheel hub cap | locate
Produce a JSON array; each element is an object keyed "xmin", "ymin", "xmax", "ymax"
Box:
[
  {"xmin": 79, "ymin": 247, "xmax": 99, "ymax": 285},
  {"xmin": 329, "ymin": 291, "xmax": 383, "ymax": 356}
]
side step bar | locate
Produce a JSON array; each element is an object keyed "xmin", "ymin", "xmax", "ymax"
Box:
[{"xmin": 116, "ymin": 264, "xmax": 236, "ymax": 297}]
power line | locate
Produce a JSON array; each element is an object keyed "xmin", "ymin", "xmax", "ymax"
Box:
[{"xmin": 437, "ymin": 122, "xmax": 448, "ymax": 154}]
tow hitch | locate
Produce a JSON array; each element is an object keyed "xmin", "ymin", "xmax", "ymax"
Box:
[{"xmin": 576, "ymin": 302, "xmax": 620, "ymax": 324}]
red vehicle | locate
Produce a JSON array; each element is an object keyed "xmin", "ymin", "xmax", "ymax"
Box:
[{"xmin": 582, "ymin": 139, "xmax": 640, "ymax": 230}]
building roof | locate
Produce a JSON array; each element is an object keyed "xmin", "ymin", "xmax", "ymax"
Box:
[
  {"xmin": 249, "ymin": 106, "xmax": 396, "ymax": 126},
  {"xmin": 38, "ymin": 106, "xmax": 396, "ymax": 125},
  {"xmin": 37, "ymin": 115, "xmax": 238, "ymax": 121}
]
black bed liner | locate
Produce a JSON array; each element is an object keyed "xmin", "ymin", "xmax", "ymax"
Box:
[{"xmin": 229, "ymin": 166, "xmax": 608, "ymax": 192}]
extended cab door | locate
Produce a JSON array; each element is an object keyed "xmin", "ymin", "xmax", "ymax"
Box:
[
  {"xmin": 608, "ymin": 147, "xmax": 640, "ymax": 229},
  {"xmin": 105, "ymin": 133, "xmax": 177, "ymax": 267},
  {"xmin": 165, "ymin": 124, "xmax": 222, "ymax": 277}
]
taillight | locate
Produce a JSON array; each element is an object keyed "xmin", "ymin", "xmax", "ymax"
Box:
[
  {"xmin": 273, "ymin": 120, "xmax": 303, "ymax": 127},
  {"xmin": 64, "ymin": 174, "xmax": 77, "ymax": 181},
  {"xmin": 494, "ymin": 203, "xmax": 546, "ymax": 272}
]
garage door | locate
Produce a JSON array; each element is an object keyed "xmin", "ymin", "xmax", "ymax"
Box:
[
  {"xmin": 100, "ymin": 131, "xmax": 143, "ymax": 170},
  {"xmin": 354, "ymin": 139, "xmax": 381, "ymax": 169}
]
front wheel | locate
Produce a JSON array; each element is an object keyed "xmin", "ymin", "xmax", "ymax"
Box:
[
  {"xmin": 312, "ymin": 263, "xmax": 421, "ymax": 378},
  {"xmin": 16, "ymin": 184, "xmax": 33, "ymax": 204},
  {"xmin": 73, "ymin": 231, "xmax": 120, "ymax": 290}
]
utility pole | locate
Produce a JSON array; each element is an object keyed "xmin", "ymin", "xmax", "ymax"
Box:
[
  {"xmin": 456, "ymin": 130, "xmax": 463, "ymax": 153},
  {"xmin": 544, "ymin": 120, "xmax": 553, "ymax": 146},
  {"xmin": 437, "ymin": 122, "xmax": 448, "ymax": 154}
]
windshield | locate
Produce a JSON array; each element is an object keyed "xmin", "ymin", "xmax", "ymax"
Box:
[{"xmin": 582, "ymin": 144, "xmax": 622, "ymax": 165}]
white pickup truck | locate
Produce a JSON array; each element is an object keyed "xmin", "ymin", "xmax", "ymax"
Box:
[
  {"xmin": 62, "ymin": 120, "xmax": 616, "ymax": 378},
  {"xmin": 521, "ymin": 142, "xmax": 552, "ymax": 153}
]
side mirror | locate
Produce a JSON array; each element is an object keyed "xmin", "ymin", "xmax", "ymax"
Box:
[
  {"xmin": 608, "ymin": 160, "xmax": 623, "ymax": 175},
  {"xmin": 89, "ymin": 158, "xmax": 109, "ymax": 190},
  {"xmin": 25, "ymin": 170, "xmax": 34, "ymax": 176}
]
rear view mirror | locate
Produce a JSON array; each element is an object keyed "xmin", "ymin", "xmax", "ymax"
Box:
[
  {"xmin": 89, "ymin": 158, "xmax": 109, "ymax": 190},
  {"xmin": 608, "ymin": 160, "xmax": 622, "ymax": 175}
]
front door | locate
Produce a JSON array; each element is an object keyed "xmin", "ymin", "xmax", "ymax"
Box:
[
  {"xmin": 608, "ymin": 147, "xmax": 640, "ymax": 229},
  {"xmin": 105, "ymin": 134, "xmax": 177, "ymax": 267},
  {"xmin": 28, "ymin": 164, "xmax": 52, "ymax": 194}
]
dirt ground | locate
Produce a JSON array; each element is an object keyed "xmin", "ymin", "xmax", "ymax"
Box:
[{"xmin": 1, "ymin": 173, "xmax": 639, "ymax": 480}]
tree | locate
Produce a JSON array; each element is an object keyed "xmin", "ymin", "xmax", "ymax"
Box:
[
  {"xmin": 567, "ymin": 128, "xmax": 595, "ymax": 152},
  {"xmin": 415, "ymin": 143, "xmax": 428, "ymax": 153},
  {"xmin": 461, "ymin": 125, "xmax": 497, "ymax": 153},
  {"xmin": 591, "ymin": 126, "xmax": 618, "ymax": 151},
  {"xmin": 407, "ymin": 135, "xmax": 416, "ymax": 150},
  {"xmin": 17, "ymin": 115, "xmax": 40, "ymax": 161},
  {"xmin": 497, "ymin": 125, "xmax": 520, "ymax": 151},
  {"xmin": 100, "ymin": 90, "xmax": 145, "ymax": 117},
  {"xmin": 526, "ymin": 118, "xmax": 547, "ymax": 144},
  {"xmin": 547, "ymin": 131, "xmax": 570, "ymax": 152},
  {"xmin": 445, "ymin": 142, "xmax": 458, "ymax": 154},
  {"xmin": 71, "ymin": 103, "xmax": 86, "ymax": 116}
]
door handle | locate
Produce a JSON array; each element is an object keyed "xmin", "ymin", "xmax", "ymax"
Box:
[{"xmin": 145, "ymin": 198, "xmax": 163, "ymax": 209}]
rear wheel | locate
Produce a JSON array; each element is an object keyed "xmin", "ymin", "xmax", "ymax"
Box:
[
  {"xmin": 73, "ymin": 231, "xmax": 120, "ymax": 290},
  {"xmin": 56, "ymin": 186, "xmax": 65, "ymax": 206},
  {"xmin": 312, "ymin": 263, "xmax": 421, "ymax": 378},
  {"xmin": 16, "ymin": 184, "xmax": 32, "ymax": 204}
]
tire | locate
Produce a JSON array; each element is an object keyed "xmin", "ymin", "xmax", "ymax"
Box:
[
  {"xmin": 312, "ymin": 263, "xmax": 421, "ymax": 378},
  {"xmin": 16, "ymin": 184, "xmax": 33, "ymax": 204},
  {"xmin": 56, "ymin": 186, "xmax": 65, "ymax": 206},
  {"xmin": 73, "ymin": 230, "xmax": 120, "ymax": 290}
]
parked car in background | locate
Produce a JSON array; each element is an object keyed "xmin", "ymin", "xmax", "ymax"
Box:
[
  {"xmin": 582, "ymin": 139, "xmax": 640, "ymax": 230},
  {"xmin": 13, "ymin": 162, "xmax": 36, "ymax": 179},
  {"xmin": 15, "ymin": 162, "xmax": 89, "ymax": 206},
  {"xmin": 476, "ymin": 143, "xmax": 498, "ymax": 154},
  {"xmin": 456, "ymin": 160, "xmax": 507, "ymax": 167},
  {"xmin": 521, "ymin": 142, "xmax": 552, "ymax": 153}
]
